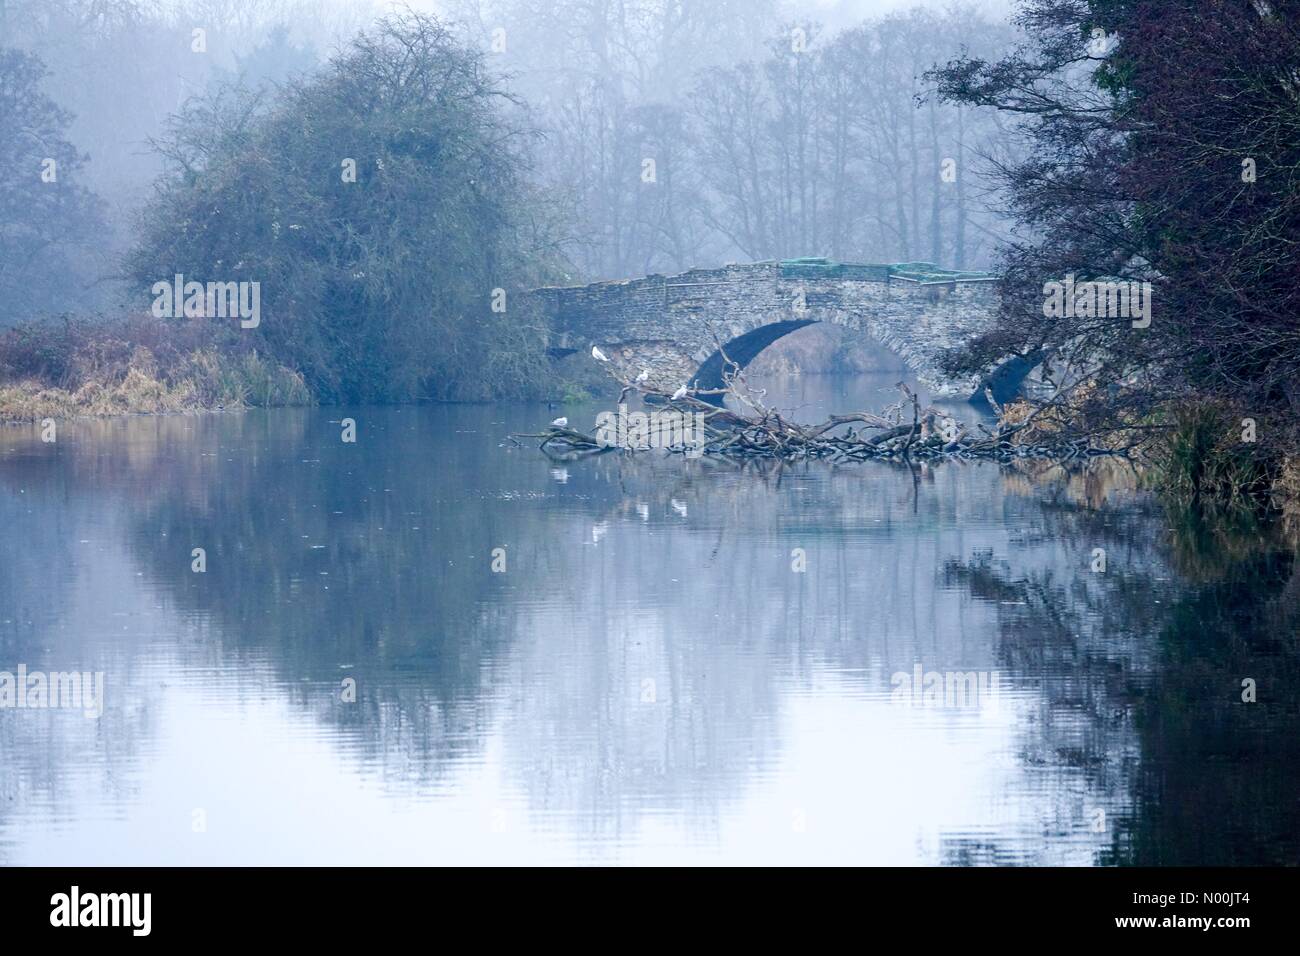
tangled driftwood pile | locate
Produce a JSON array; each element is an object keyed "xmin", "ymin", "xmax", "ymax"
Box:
[{"xmin": 516, "ymin": 357, "xmax": 1121, "ymax": 464}]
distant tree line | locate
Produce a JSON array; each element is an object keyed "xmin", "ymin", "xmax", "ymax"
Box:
[
  {"xmin": 0, "ymin": 0, "xmax": 354, "ymax": 325},
  {"xmin": 458, "ymin": 0, "xmax": 1023, "ymax": 279},
  {"xmin": 0, "ymin": 48, "xmax": 106, "ymax": 322}
]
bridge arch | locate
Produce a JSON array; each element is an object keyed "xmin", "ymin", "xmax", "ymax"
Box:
[
  {"xmin": 691, "ymin": 320, "xmax": 1046, "ymax": 408},
  {"xmin": 690, "ymin": 317, "xmax": 930, "ymax": 405},
  {"xmin": 538, "ymin": 259, "xmax": 1032, "ymax": 404},
  {"xmin": 978, "ymin": 349, "xmax": 1050, "ymax": 407},
  {"xmin": 690, "ymin": 319, "xmax": 816, "ymax": 402}
]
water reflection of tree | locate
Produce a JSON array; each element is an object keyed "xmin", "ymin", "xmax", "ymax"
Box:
[
  {"xmin": 7, "ymin": 413, "xmax": 1296, "ymax": 864},
  {"xmin": 0, "ymin": 434, "xmax": 165, "ymax": 862},
  {"xmin": 942, "ymin": 468, "xmax": 1300, "ymax": 865},
  {"xmin": 127, "ymin": 409, "xmax": 548, "ymax": 784},
  {"xmin": 84, "ymin": 423, "xmax": 1162, "ymax": 857},
  {"xmin": 1125, "ymin": 517, "xmax": 1300, "ymax": 865},
  {"xmin": 0, "ymin": 411, "xmax": 537, "ymax": 790},
  {"xmin": 487, "ymin": 452, "xmax": 1153, "ymax": 857}
]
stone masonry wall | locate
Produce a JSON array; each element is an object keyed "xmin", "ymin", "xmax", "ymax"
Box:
[{"xmin": 533, "ymin": 261, "xmax": 999, "ymax": 398}]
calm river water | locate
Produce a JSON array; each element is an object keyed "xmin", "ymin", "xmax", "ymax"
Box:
[{"xmin": 1, "ymin": 376, "xmax": 1296, "ymax": 865}]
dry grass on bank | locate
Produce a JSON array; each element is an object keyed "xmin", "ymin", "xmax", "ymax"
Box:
[
  {"xmin": 998, "ymin": 388, "xmax": 1300, "ymax": 516},
  {"xmin": 0, "ymin": 317, "xmax": 310, "ymax": 422}
]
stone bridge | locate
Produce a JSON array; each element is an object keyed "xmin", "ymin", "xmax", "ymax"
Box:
[{"xmin": 535, "ymin": 258, "xmax": 1034, "ymax": 405}]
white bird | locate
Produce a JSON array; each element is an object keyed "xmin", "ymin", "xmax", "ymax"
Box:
[
  {"xmin": 549, "ymin": 467, "xmax": 569, "ymax": 483},
  {"xmin": 636, "ymin": 501, "xmax": 650, "ymax": 521},
  {"xmin": 634, "ymin": 368, "xmax": 650, "ymax": 383},
  {"xmin": 591, "ymin": 345, "xmax": 609, "ymax": 362},
  {"xmin": 592, "ymin": 521, "xmax": 608, "ymax": 544},
  {"xmin": 671, "ymin": 498, "xmax": 688, "ymax": 517},
  {"xmin": 671, "ymin": 385, "xmax": 689, "ymax": 401},
  {"xmin": 550, "ymin": 416, "xmax": 568, "ymax": 428}
]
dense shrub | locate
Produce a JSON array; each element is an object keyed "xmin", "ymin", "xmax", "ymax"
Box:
[{"xmin": 128, "ymin": 12, "xmax": 563, "ymax": 404}]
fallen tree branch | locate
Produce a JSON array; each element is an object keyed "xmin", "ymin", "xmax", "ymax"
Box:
[{"xmin": 520, "ymin": 357, "xmax": 1131, "ymax": 464}]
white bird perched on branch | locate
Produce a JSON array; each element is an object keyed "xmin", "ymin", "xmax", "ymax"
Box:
[
  {"xmin": 671, "ymin": 385, "xmax": 689, "ymax": 401},
  {"xmin": 591, "ymin": 345, "xmax": 609, "ymax": 362},
  {"xmin": 634, "ymin": 368, "xmax": 650, "ymax": 383},
  {"xmin": 550, "ymin": 416, "xmax": 568, "ymax": 428}
]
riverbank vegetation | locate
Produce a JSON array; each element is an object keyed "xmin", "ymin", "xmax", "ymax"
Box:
[
  {"xmin": 931, "ymin": 0, "xmax": 1300, "ymax": 514},
  {"xmin": 0, "ymin": 316, "xmax": 309, "ymax": 421}
]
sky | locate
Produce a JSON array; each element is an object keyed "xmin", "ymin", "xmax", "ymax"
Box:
[{"xmin": 350, "ymin": 0, "xmax": 1016, "ymax": 24}]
